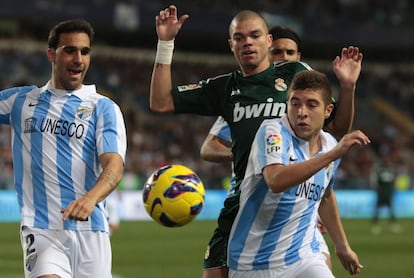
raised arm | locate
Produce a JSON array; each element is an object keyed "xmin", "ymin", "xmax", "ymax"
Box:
[
  {"xmin": 326, "ymin": 46, "xmax": 363, "ymax": 138},
  {"xmin": 150, "ymin": 5, "xmax": 189, "ymax": 112}
]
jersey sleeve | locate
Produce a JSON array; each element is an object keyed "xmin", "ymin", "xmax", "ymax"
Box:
[
  {"xmin": 96, "ymin": 99, "xmax": 127, "ymax": 162},
  {"xmin": 171, "ymin": 73, "xmax": 231, "ymax": 116},
  {"xmin": 209, "ymin": 116, "xmax": 231, "ymax": 142},
  {"xmin": 0, "ymin": 86, "xmax": 37, "ymax": 124},
  {"xmin": 250, "ymin": 118, "xmax": 288, "ymax": 174}
]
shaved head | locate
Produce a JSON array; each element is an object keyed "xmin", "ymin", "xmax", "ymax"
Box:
[{"xmin": 229, "ymin": 10, "xmax": 269, "ymax": 37}]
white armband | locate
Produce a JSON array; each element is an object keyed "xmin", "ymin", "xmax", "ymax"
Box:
[{"xmin": 155, "ymin": 40, "xmax": 174, "ymax": 65}]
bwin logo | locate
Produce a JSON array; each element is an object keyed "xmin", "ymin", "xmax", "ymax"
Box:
[{"xmin": 233, "ymin": 102, "xmax": 286, "ymax": 122}]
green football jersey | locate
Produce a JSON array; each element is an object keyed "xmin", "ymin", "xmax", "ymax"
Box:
[{"xmin": 172, "ymin": 61, "xmax": 312, "ymax": 192}]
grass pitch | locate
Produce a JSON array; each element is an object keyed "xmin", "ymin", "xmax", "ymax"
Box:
[{"xmin": 1, "ymin": 219, "xmax": 413, "ymax": 277}]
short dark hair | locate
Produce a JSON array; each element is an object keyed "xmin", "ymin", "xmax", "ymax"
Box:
[
  {"xmin": 269, "ymin": 26, "xmax": 302, "ymax": 53},
  {"xmin": 289, "ymin": 71, "xmax": 332, "ymax": 105},
  {"xmin": 48, "ymin": 18, "xmax": 94, "ymax": 49}
]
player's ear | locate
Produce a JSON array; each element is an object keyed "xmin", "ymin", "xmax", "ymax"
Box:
[
  {"xmin": 47, "ymin": 48, "xmax": 55, "ymax": 63},
  {"xmin": 228, "ymin": 38, "xmax": 233, "ymax": 51},
  {"xmin": 325, "ymin": 103, "xmax": 334, "ymax": 119},
  {"xmin": 267, "ymin": 34, "xmax": 272, "ymax": 48}
]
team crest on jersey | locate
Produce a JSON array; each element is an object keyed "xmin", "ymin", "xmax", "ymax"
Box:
[
  {"xmin": 274, "ymin": 78, "xmax": 288, "ymax": 92},
  {"xmin": 25, "ymin": 253, "xmax": 38, "ymax": 272},
  {"xmin": 77, "ymin": 104, "xmax": 94, "ymax": 121},
  {"xmin": 266, "ymin": 133, "xmax": 282, "ymax": 154},
  {"xmin": 177, "ymin": 84, "xmax": 201, "ymax": 92}
]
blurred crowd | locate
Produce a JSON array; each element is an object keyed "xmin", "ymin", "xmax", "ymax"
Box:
[
  {"xmin": 154, "ymin": 0, "xmax": 414, "ymax": 27},
  {"xmin": 6, "ymin": 0, "xmax": 412, "ymax": 27},
  {"xmin": 0, "ymin": 44, "xmax": 413, "ymax": 191}
]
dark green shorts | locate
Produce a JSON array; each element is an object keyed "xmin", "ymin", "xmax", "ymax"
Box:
[{"xmin": 203, "ymin": 193, "xmax": 239, "ymax": 269}]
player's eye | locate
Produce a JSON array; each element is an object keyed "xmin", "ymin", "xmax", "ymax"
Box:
[
  {"xmin": 233, "ymin": 36, "xmax": 242, "ymax": 41},
  {"xmin": 271, "ymin": 49, "xmax": 283, "ymax": 55},
  {"xmin": 62, "ymin": 46, "xmax": 91, "ymax": 55},
  {"xmin": 290, "ymin": 99, "xmax": 299, "ymax": 106},
  {"xmin": 308, "ymin": 101, "xmax": 320, "ymax": 108}
]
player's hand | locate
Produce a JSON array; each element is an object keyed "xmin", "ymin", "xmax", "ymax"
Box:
[
  {"xmin": 61, "ymin": 195, "xmax": 96, "ymax": 221},
  {"xmin": 332, "ymin": 46, "xmax": 363, "ymax": 89},
  {"xmin": 155, "ymin": 5, "xmax": 189, "ymax": 41},
  {"xmin": 317, "ymin": 216, "xmax": 328, "ymax": 234},
  {"xmin": 332, "ymin": 130, "xmax": 370, "ymax": 158},
  {"xmin": 336, "ymin": 246, "xmax": 363, "ymax": 275}
]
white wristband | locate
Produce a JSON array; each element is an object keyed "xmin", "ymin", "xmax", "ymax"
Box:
[{"xmin": 155, "ymin": 40, "xmax": 174, "ymax": 64}]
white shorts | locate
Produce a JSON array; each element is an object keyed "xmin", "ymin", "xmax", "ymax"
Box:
[
  {"xmin": 229, "ymin": 253, "xmax": 334, "ymax": 278},
  {"xmin": 20, "ymin": 226, "xmax": 112, "ymax": 278},
  {"xmin": 316, "ymin": 229, "xmax": 330, "ymax": 257}
]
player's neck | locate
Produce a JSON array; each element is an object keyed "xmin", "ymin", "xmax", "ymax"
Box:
[
  {"xmin": 308, "ymin": 135, "xmax": 322, "ymax": 157},
  {"xmin": 241, "ymin": 60, "xmax": 270, "ymax": 77}
]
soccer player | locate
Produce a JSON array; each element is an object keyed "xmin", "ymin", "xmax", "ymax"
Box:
[
  {"xmin": 200, "ymin": 26, "xmax": 335, "ymax": 274},
  {"xmin": 371, "ymin": 152, "xmax": 401, "ymax": 234},
  {"xmin": 150, "ymin": 5, "xmax": 362, "ymax": 278},
  {"xmin": 228, "ymin": 70, "xmax": 367, "ymax": 277},
  {"xmin": 0, "ymin": 19, "xmax": 127, "ymax": 277}
]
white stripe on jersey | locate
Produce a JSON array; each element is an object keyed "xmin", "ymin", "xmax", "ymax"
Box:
[
  {"xmin": 209, "ymin": 116, "xmax": 231, "ymax": 142},
  {"xmin": 0, "ymin": 82, "xmax": 126, "ymax": 232},
  {"xmin": 228, "ymin": 115, "xmax": 339, "ymax": 271}
]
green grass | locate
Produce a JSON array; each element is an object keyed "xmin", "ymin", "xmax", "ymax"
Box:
[{"xmin": 1, "ymin": 219, "xmax": 413, "ymax": 277}]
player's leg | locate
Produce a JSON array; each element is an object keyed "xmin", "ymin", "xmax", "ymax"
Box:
[
  {"xmin": 74, "ymin": 230, "xmax": 112, "ymax": 278},
  {"xmin": 203, "ymin": 226, "xmax": 228, "ymax": 278},
  {"xmin": 20, "ymin": 226, "xmax": 72, "ymax": 278},
  {"xmin": 315, "ymin": 229, "xmax": 332, "ymax": 270},
  {"xmin": 387, "ymin": 198, "xmax": 402, "ymax": 233},
  {"xmin": 203, "ymin": 267, "xmax": 229, "ymax": 278},
  {"xmin": 371, "ymin": 200, "xmax": 382, "ymax": 234},
  {"xmin": 294, "ymin": 254, "xmax": 334, "ymax": 278},
  {"xmin": 203, "ymin": 194, "xmax": 240, "ymax": 278}
]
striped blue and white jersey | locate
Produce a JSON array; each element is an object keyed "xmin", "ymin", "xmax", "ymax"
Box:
[
  {"xmin": 208, "ymin": 116, "xmax": 237, "ymax": 195},
  {"xmin": 0, "ymin": 82, "xmax": 127, "ymax": 232},
  {"xmin": 228, "ymin": 115, "xmax": 340, "ymax": 271},
  {"xmin": 209, "ymin": 116, "xmax": 231, "ymax": 143}
]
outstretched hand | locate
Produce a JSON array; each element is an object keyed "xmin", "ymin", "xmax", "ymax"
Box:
[
  {"xmin": 155, "ymin": 5, "xmax": 189, "ymax": 41},
  {"xmin": 333, "ymin": 130, "xmax": 370, "ymax": 158},
  {"xmin": 332, "ymin": 46, "xmax": 363, "ymax": 88}
]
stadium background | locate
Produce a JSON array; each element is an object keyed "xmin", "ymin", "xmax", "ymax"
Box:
[{"xmin": 0, "ymin": 1, "xmax": 413, "ymax": 277}]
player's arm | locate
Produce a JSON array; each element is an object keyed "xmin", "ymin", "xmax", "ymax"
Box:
[
  {"xmin": 62, "ymin": 153, "xmax": 124, "ymax": 221},
  {"xmin": 263, "ymin": 130, "xmax": 370, "ymax": 193},
  {"xmin": 150, "ymin": 5, "xmax": 189, "ymax": 112},
  {"xmin": 200, "ymin": 134, "xmax": 232, "ymax": 163},
  {"xmin": 318, "ymin": 189, "xmax": 363, "ymax": 275},
  {"xmin": 326, "ymin": 46, "xmax": 363, "ymax": 139}
]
